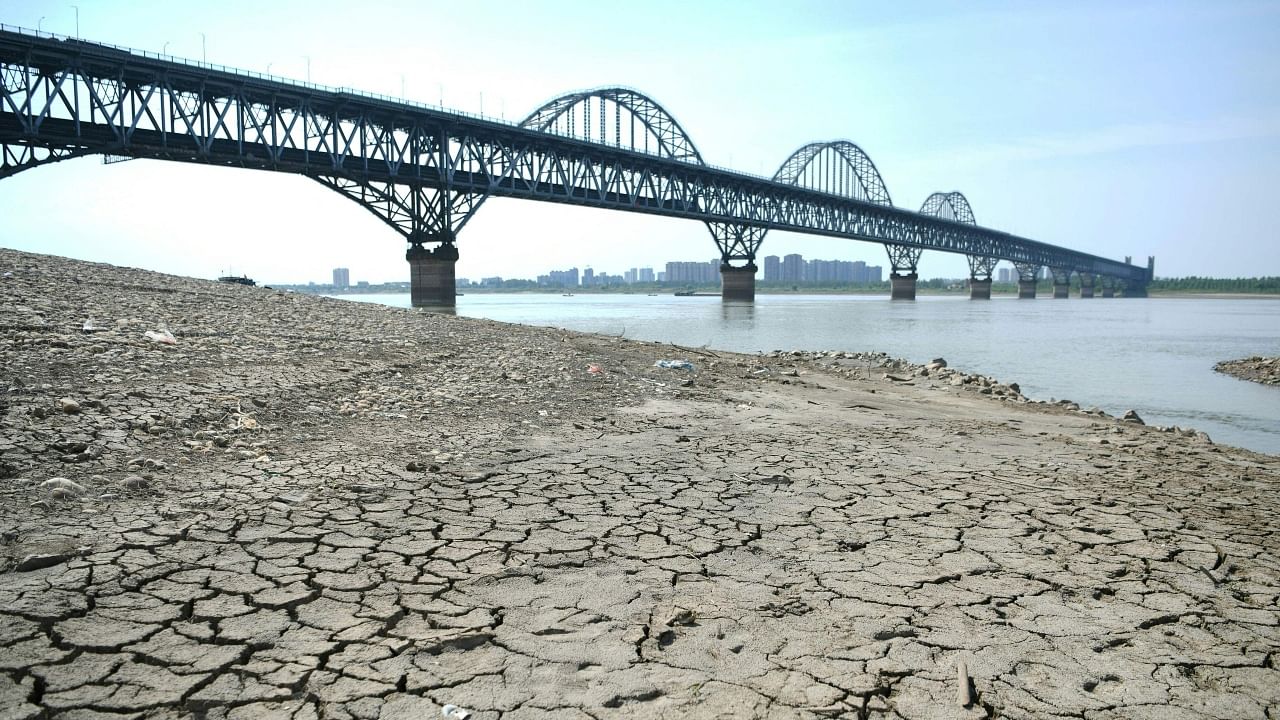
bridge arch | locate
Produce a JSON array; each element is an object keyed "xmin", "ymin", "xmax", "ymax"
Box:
[
  {"xmin": 919, "ymin": 191, "xmax": 975, "ymax": 225},
  {"xmin": 520, "ymin": 87, "xmax": 705, "ymax": 165},
  {"xmin": 920, "ymin": 191, "xmax": 998, "ymax": 293},
  {"xmin": 773, "ymin": 141, "xmax": 892, "ymax": 205}
]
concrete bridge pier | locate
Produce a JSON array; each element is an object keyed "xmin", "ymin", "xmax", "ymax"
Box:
[
  {"xmin": 890, "ymin": 273, "xmax": 918, "ymax": 300},
  {"xmin": 708, "ymin": 223, "xmax": 766, "ymax": 302},
  {"xmin": 966, "ymin": 254, "xmax": 998, "ymax": 300},
  {"xmin": 1078, "ymin": 272, "xmax": 1094, "ymax": 299},
  {"xmin": 1014, "ymin": 262, "xmax": 1040, "ymax": 299},
  {"xmin": 1101, "ymin": 277, "xmax": 1115, "ymax": 298},
  {"xmin": 407, "ymin": 242, "xmax": 459, "ymax": 308},
  {"xmin": 1051, "ymin": 267, "xmax": 1072, "ymax": 299},
  {"xmin": 969, "ymin": 278, "xmax": 992, "ymax": 300},
  {"xmin": 720, "ymin": 263, "xmax": 757, "ymax": 301},
  {"xmin": 886, "ymin": 244, "xmax": 923, "ymax": 300}
]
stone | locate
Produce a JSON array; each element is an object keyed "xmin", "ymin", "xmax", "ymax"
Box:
[
  {"xmin": 59, "ymin": 398, "xmax": 81, "ymax": 414},
  {"xmin": 1123, "ymin": 409, "xmax": 1144, "ymax": 424}
]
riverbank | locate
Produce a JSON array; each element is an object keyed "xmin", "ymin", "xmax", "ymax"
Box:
[
  {"xmin": 1216, "ymin": 356, "xmax": 1280, "ymax": 386},
  {"xmin": 2, "ymin": 248, "xmax": 1277, "ymax": 719}
]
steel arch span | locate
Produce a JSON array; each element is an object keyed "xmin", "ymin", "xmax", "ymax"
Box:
[
  {"xmin": 516, "ymin": 86, "xmax": 769, "ymax": 271},
  {"xmin": 773, "ymin": 141, "xmax": 893, "ymax": 206},
  {"xmin": 520, "ymin": 87, "xmax": 705, "ymax": 165},
  {"xmin": 744, "ymin": 140, "xmax": 895, "ymax": 268},
  {"xmin": 919, "ymin": 191, "xmax": 975, "ymax": 225}
]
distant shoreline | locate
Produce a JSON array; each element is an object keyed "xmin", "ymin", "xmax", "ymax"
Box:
[{"xmin": 304, "ymin": 287, "xmax": 1280, "ymax": 299}]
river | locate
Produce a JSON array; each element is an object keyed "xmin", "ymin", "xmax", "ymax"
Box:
[{"xmin": 336, "ymin": 292, "xmax": 1280, "ymax": 455}]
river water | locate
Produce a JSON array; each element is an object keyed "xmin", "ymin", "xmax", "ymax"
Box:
[{"xmin": 339, "ymin": 292, "xmax": 1280, "ymax": 455}]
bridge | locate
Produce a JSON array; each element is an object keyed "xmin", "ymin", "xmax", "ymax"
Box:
[{"xmin": 0, "ymin": 26, "xmax": 1153, "ymax": 306}]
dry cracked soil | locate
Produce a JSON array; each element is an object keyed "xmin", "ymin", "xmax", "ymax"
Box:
[{"xmin": 1, "ymin": 248, "xmax": 1278, "ymax": 720}]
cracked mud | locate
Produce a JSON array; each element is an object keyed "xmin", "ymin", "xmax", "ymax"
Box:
[{"xmin": 2, "ymin": 248, "xmax": 1278, "ymax": 719}]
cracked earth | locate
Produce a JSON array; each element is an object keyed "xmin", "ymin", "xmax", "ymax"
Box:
[{"xmin": 2, "ymin": 247, "xmax": 1278, "ymax": 719}]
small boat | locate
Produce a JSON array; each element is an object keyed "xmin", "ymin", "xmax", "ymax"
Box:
[
  {"xmin": 562, "ymin": 293, "xmax": 575, "ymax": 297},
  {"xmin": 218, "ymin": 275, "xmax": 255, "ymax": 286},
  {"xmin": 674, "ymin": 290, "xmax": 695, "ymax": 296}
]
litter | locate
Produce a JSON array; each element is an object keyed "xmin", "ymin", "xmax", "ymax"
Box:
[
  {"xmin": 82, "ymin": 316, "xmax": 108, "ymax": 332},
  {"xmin": 144, "ymin": 324, "xmax": 177, "ymax": 344},
  {"xmin": 654, "ymin": 359, "xmax": 695, "ymax": 371},
  {"xmin": 41, "ymin": 477, "xmax": 86, "ymax": 499},
  {"xmin": 586, "ymin": 364, "xmax": 603, "ymax": 374},
  {"xmin": 441, "ymin": 705, "xmax": 472, "ymax": 720}
]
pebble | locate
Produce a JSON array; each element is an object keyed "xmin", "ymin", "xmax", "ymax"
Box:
[{"xmin": 59, "ymin": 397, "xmax": 81, "ymax": 414}]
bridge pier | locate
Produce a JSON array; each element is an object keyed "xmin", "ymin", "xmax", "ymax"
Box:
[
  {"xmin": 1051, "ymin": 267, "xmax": 1072, "ymax": 299},
  {"xmin": 890, "ymin": 273, "xmax": 918, "ymax": 300},
  {"xmin": 886, "ymin": 244, "xmax": 922, "ymax": 301},
  {"xmin": 407, "ymin": 242, "xmax": 459, "ymax": 308},
  {"xmin": 1100, "ymin": 277, "xmax": 1115, "ymax": 298},
  {"xmin": 1078, "ymin": 272, "xmax": 1094, "ymax": 299},
  {"xmin": 1014, "ymin": 263, "xmax": 1040, "ymax": 299},
  {"xmin": 720, "ymin": 263, "xmax": 757, "ymax": 301},
  {"xmin": 965, "ymin": 254, "xmax": 998, "ymax": 300}
]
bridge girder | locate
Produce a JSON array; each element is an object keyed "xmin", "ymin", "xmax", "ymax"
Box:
[{"xmin": 0, "ymin": 28, "xmax": 1151, "ymax": 286}]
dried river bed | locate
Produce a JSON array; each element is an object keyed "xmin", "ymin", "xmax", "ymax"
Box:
[{"xmin": 1, "ymin": 248, "xmax": 1277, "ymax": 719}]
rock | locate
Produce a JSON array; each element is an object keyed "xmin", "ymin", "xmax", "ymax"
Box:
[
  {"xmin": 123, "ymin": 475, "xmax": 149, "ymax": 489},
  {"xmin": 59, "ymin": 398, "xmax": 81, "ymax": 414},
  {"xmin": 15, "ymin": 552, "xmax": 76, "ymax": 572},
  {"xmin": 1122, "ymin": 409, "xmax": 1144, "ymax": 425}
]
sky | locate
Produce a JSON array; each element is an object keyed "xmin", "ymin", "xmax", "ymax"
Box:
[{"xmin": 1, "ymin": 0, "xmax": 1277, "ymax": 284}]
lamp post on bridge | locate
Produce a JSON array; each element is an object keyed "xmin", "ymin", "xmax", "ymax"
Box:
[
  {"xmin": 38, "ymin": 16, "xmax": 45, "ymax": 33},
  {"xmin": 70, "ymin": 5, "xmax": 79, "ymax": 37},
  {"xmin": 200, "ymin": 32, "xmax": 206, "ymax": 62},
  {"xmin": 304, "ymin": 56, "xmax": 311, "ymax": 83},
  {"xmin": 163, "ymin": 41, "xmax": 170, "ymax": 56}
]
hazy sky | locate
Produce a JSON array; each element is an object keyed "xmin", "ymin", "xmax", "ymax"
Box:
[{"xmin": 1, "ymin": 0, "xmax": 1277, "ymax": 284}]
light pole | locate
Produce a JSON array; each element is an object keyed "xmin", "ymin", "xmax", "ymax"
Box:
[
  {"xmin": 266, "ymin": 62, "xmax": 273, "ymax": 76},
  {"xmin": 70, "ymin": 5, "xmax": 79, "ymax": 37},
  {"xmin": 400, "ymin": 74, "xmax": 405, "ymax": 101},
  {"xmin": 438, "ymin": 82, "xmax": 443, "ymax": 107},
  {"xmin": 304, "ymin": 56, "xmax": 310, "ymax": 82},
  {"xmin": 200, "ymin": 32, "xmax": 206, "ymax": 62},
  {"xmin": 163, "ymin": 41, "xmax": 170, "ymax": 55},
  {"xmin": 38, "ymin": 16, "xmax": 45, "ymax": 32}
]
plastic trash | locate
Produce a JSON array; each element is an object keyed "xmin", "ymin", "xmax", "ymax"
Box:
[
  {"xmin": 654, "ymin": 359, "xmax": 695, "ymax": 371},
  {"xmin": 586, "ymin": 364, "xmax": 603, "ymax": 375},
  {"xmin": 41, "ymin": 477, "xmax": 86, "ymax": 499},
  {"xmin": 144, "ymin": 323, "xmax": 177, "ymax": 344},
  {"xmin": 82, "ymin": 316, "xmax": 108, "ymax": 333},
  {"xmin": 442, "ymin": 705, "xmax": 472, "ymax": 720}
]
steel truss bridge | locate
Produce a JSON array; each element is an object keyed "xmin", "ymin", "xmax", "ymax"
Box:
[{"xmin": 0, "ymin": 26, "xmax": 1152, "ymax": 302}]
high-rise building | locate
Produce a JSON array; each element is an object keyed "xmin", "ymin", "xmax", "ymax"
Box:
[
  {"xmin": 781, "ymin": 254, "xmax": 804, "ymax": 282},
  {"xmin": 625, "ymin": 268, "xmax": 638, "ymax": 284},
  {"xmin": 332, "ymin": 267, "xmax": 350, "ymax": 288},
  {"xmin": 763, "ymin": 255, "xmax": 781, "ymax": 281},
  {"xmin": 638, "ymin": 267, "xmax": 655, "ymax": 283},
  {"xmin": 582, "ymin": 267, "xmax": 595, "ymax": 286}
]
